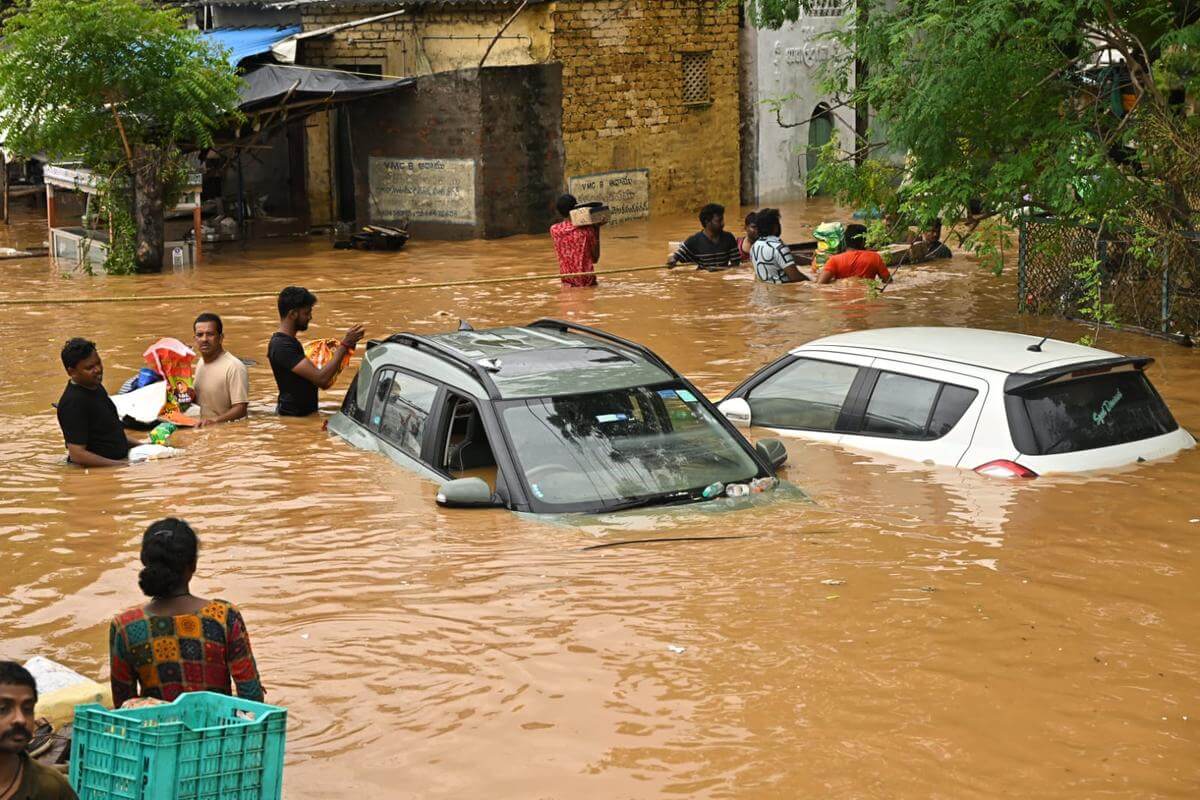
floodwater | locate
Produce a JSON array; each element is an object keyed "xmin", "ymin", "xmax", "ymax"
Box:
[{"xmin": 1, "ymin": 199, "xmax": 1198, "ymax": 798}]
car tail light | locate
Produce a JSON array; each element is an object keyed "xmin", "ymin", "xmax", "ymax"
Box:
[{"xmin": 974, "ymin": 459, "xmax": 1038, "ymax": 478}]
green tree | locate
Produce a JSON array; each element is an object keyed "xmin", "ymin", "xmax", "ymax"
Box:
[
  {"xmin": 747, "ymin": 0, "xmax": 1199, "ymax": 270},
  {"xmin": 0, "ymin": 0, "xmax": 240, "ymax": 272}
]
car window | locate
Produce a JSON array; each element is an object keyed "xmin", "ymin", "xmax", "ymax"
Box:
[
  {"xmin": 861, "ymin": 372, "xmax": 941, "ymax": 438},
  {"xmin": 1016, "ymin": 370, "xmax": 1178, "ymax": 455},
  {"xmin": 376, "ymin": 373, "xmax": 439, "ymax": 457},
  {"xmin": 928, "ymin": 384, "xmax": 979, "ymax": 437},
  {"xmin": 747, "ymin": 358, "xmax": 860, "ymax": 430}
]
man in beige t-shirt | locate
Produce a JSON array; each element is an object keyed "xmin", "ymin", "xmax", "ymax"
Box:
[{"xmin": 193, "ymin": 312, "xmax": 249, "ymax": 427}]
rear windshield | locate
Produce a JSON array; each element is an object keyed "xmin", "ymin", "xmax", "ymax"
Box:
[{"xmin": 1015, "ymin": 370, "xmax": 1178, "ymax": 455}]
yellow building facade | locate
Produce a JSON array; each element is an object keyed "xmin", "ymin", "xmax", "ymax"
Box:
[{"xmin": 297, "ymin": 0, "xmax": 740, "ymax": 233}]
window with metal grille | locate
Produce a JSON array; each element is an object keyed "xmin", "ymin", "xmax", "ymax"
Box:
[
  {"xmin": 806, "ymin": 0, "xmax": 846, "ymax": 17},
  {"xmin": 681, "ymin": 52, "xmax": 711, "ymax": 105}
]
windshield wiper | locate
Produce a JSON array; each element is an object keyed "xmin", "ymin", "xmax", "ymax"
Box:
[{"xmin": 606, "ymin": 489, "xmax": 705, "ymax": 512}]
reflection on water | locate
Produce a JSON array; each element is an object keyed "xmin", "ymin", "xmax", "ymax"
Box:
[{"xmin": 2, "ymin": 198, "xmax": 1199, "ymax": 798}]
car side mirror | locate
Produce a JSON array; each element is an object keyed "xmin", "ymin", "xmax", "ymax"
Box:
[
  {"xmin": 718, "ymin": 397, "xmax": 752, "ymax": 428},
  {"xmin": 436, "ymin": 477, "xmax": 500, "ymax": 508},
  {"xmin": 756, "ymin": 438, "xmax": 788, "ymax": 470}
]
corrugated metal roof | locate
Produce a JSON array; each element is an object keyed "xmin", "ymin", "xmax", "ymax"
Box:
[{"xmin": 200, "ymin": 26, "xmax": 301, "ymax": 64}]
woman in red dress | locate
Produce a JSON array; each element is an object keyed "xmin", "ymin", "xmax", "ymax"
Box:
[{"xmin": 550, "ymin": 193, "xmax": 600, "ymax": 288}]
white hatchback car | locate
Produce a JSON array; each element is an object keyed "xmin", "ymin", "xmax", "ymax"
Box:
[{"xmin": 717, "ymin": 327, "xmax": 1195, "ymax": 477}]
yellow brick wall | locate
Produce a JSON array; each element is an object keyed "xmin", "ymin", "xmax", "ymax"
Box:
[
  {"xmin": 551, "ymin": 0, "xmax": 741, "ymax": 217},
  {"xmin": 299, "ymin": 3, "xmax": 553, "ymax": 76},
  {"xmin": 298, "ymin": 0, "xmax": 739, "ymax": 228}
]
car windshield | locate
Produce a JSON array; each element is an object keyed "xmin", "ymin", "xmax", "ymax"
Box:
[
  {"xmin": 500, "ymin": 384, "xmax": 762, "ymax": 511},
  {"xmin": 1017, "ymin": 369, "xmax": 1178, "ymax": 455}
]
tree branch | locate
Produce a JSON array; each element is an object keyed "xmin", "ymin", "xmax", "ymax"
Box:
[
  {"xmin": 479, "ymin": 0, "xmax": 529, "ymax": 68},
  {"xmin": 772, "ymin": 96, "xmax": 853, "ymax": 129}
]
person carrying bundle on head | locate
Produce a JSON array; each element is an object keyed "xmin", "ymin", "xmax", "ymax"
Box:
[{"xmin": 550, "ymin": 193, "xmax": 601, "ymax": 288}]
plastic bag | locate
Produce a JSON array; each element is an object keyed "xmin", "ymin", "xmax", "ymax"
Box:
[
  {"xmin": 117, "ymin": 367, "xmax": 163, "ymax": 395},
  {"xmin": 813, "ymin": 222, "xmax": 846, "ymax": 269},
  {"xmin": 143, "ymin": 338, "xmax": 196, "ymax": 413},
  {"xmin": 304, "ymin": 338, "xmax": 351, "ymax": 385}
]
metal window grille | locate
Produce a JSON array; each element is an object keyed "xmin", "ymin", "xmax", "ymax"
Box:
[
  {"xmin": 682, "ymin": 52, "xmax": 710, "ymax": 105},
  {"xmin": 805, "ymin": 0, "xmax": 846, "ymax": 17}
]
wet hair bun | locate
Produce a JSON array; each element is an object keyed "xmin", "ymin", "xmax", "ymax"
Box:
[
  {"xmin": 138, "ymin": 562, "xmax": 181, "ymax": 597},
  {"xmin": 138, "ymin": 518, "xmax": 199, "ymax": 598}
]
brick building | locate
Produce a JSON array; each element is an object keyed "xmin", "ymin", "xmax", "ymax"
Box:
[{"xmin": 206, "ymin": 0, "xmax": 740, "ymax": 237}]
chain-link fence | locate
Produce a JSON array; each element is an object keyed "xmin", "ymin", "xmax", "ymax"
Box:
[{"xmin": 1018, "ymin": 215, "xmax": 1200, "ymax": 342}]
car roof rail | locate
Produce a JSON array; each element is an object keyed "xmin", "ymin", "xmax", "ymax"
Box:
[
  {"xmin": 527, "ymin": 318, "xmax": 678, "ymax": 377},
  {"xmin": 383, "ymin": 333, "xmax": 502, "ymax": 400}
]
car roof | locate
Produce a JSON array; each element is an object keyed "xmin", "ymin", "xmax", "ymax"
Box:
[
  {"xmin": 795, "ymin": 327, "xmax": 1126, "ymax": 374},
  {"xmin": 376, "ymin": 326, "xmax": 675, "ymax": 399}
]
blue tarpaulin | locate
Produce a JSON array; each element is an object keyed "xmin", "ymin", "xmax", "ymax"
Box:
[{"xmin": 201, "ymin": 26, "xmax": 300, "ymax": 66}]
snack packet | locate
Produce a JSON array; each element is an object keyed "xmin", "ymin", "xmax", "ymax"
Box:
[
  {"xmin": 143, "ymin": 338, "xmax": 197, "ymax": 414},
  {"xmin": 304, "ymin": 338, "xmax": 351, "ymax": 385}
]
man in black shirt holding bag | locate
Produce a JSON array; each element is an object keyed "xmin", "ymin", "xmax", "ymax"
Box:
[
  {"xmin": 56, "ymin": 338, "xmax": 144, "ymax": 468},
  {"xmin": 268, "ymin": 286, "xmax": 366, "ymax": 416}
]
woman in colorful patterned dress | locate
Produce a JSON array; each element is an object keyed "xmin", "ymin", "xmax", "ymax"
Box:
[{"xmin": 108, "ymin": 518, "xmax": 264, "ymax": 708}]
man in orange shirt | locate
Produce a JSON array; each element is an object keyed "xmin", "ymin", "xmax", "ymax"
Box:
[{"xmin": 817, "ymin": 223, "xmax": 891, "ymax": 284}]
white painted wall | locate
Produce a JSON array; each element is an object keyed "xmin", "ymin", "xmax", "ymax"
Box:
[{"xmin": 740, "ymin": 10, "xmax": 854, "ymax": 204}]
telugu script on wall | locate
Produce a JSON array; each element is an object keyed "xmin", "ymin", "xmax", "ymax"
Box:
[
  {"xmin": 369, "ymin": 158, "xmax": 477, "ymax": 225},
  {"xmin": 567, "ymin": 169, "xmax": 650, "ymax": 224}
]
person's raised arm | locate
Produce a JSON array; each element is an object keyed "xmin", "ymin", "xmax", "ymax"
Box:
[
  {"xmin": 290, "ymin": 324, "xmax": 366, "ymax": 390},
  {"xmin": 66, "ymin": 442, "xmax": 127, "ymax": 468}
]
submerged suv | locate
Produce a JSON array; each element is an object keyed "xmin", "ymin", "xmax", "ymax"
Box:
[
  {"xmin": 717, "ymin": 327, "xmax": 1194, "ymax": 476},
  {"xmin": 329, "ymin": 319, "xmax": 788, "ymax": 513}
]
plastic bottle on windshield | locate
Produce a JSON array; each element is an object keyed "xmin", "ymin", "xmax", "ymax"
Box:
[
  {"xmin": 725, "ymin": 483, "xmax": 750, "ymax": 498},
  {"xmin": 702, "ymin": 482, "xmax": 725, "ymax": 499},
  {"xmin": 750, "ymin": 477, "xmax": 778, "ymax": 493}
]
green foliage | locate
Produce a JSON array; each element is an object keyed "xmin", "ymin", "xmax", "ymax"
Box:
[
  {"xmin": 91, "ymin": 174, "xmax": 137, "ymax": 275},
  {"xmin": 0, "ymin": 0, "xmax": 240, "ymax": 271},
  {"xmin": 752, "ymin": 0, "xmax": 1199, "ymax": 282}
]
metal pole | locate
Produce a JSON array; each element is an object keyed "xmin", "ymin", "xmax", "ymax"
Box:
[
  {"xmin": 1161, "ymin": 248, "xmax": 1171, "ymax": 333},
  {"xmin": 193, "ymin": 192, "xmax": 203, "ymax": 265},
  {"xmin": 1017, "ymin": 215, "xmax": 1027, "ymax": 312},
  {"xmin": 236, "ymin": 149, "xmax": 246, "ymax": 242}
]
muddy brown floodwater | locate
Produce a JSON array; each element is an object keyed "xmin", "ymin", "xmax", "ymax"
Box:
[{"xmin": 1, "ymin": 198, "xmax": 1198, "ymax": 798}]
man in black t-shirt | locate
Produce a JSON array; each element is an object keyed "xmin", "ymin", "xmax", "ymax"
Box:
[
  {"xmin": 268, "ymin": 286, "xmax": 366, "ymax": 416},
  {"xmin": 667, "ymin": 203, "xmax": 741, "ymax": 271},
  {"xmin": 56, "ymin": 338, "xmax": 143, "ymax": 467}
]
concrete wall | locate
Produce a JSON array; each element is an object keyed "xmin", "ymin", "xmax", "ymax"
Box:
[
  {"xmin": 740, "ymin": 9, "xmax": 852, "ymax": 204},
  {"xmin": 298, "ymin": 2, "xmax": 553, "ymax": 77},
  {"xmin": 479, "ymin": 65, "xmax": 564, "ymax": 238},
  {"xmin": 345, "ymin": 65, "xmax": 564, "ymax": 239},
  {"xmin": 553, "ymin": 0, "xmax": 740, "ymax": 217}
]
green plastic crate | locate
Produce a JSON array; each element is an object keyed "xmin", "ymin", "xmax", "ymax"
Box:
[{"xmin": 69, "ymin": 692, "xmax": 286, "ymax": 800}]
